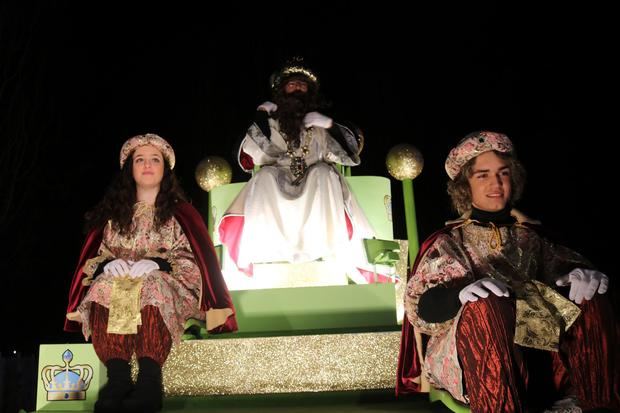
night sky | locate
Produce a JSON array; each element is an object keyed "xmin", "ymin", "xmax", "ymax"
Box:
[{"xmin": 1, "ymin": 3, "xmax": 614, "ymax": 356}]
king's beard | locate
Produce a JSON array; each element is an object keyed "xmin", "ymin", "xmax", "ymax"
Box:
[{"xmin": 274, "ymin": 92, "xmax": 312, "ymax": 149}]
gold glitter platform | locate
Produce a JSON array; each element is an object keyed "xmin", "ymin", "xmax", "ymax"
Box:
[{"xmin": 159, "ymin": 331, "xmax": 401, "ymax": 396}]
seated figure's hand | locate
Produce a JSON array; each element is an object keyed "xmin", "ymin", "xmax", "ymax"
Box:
[
  {"xmin": 458, "ymin": 277, "xmax": 510, "ymax": 305},
  {"xmin": 103, "ymin": 259, "xmax": 131, "ymax": 277},
  {"xmin": 303, "ymin": 112, "xmax": 333, "ymax": 129},
  {"xmin": 128, "ymin": 259, "xmax": 160, "ymax": 278},
  {"xmin": 556, "ymin": 268, "xmax": 609, "ymax": 304},
  {"xmin": 257, "ymin": 101, "xmax": 277, "ymax": 114}
]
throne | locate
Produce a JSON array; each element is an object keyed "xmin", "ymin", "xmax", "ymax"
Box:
[
  {"xmin": 203, "ymin": 167, "xmax": 407, "ymax": 336},
  {"xmin": 210, "ymin": 173, "xmax": 400, "ymax": 289}
]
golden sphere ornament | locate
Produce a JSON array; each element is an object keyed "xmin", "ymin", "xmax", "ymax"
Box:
[
  {"xmin": 386, "ymin": 144, "xmax": 424, "ymax": 181},
  {"xmin": 195, "ymin": 156, "xmax": 232, "ymax": 192}
]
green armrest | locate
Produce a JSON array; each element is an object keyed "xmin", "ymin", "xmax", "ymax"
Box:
[
  {"xmin": 375, "ymin": 251, "xmax": 400, "ymax": 265},
  {"xmin": 363, "ymin": 239, "xmax": 400, "ymax": 266}
]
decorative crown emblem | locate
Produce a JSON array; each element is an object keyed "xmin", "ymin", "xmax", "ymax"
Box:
[{"xmin": 41, "ymin": 349, "xmax": 94, "ymax": 401}]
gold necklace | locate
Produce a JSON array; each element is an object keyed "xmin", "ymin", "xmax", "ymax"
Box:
[{"xmin": 285, "ymin": 127, "xmax": 313, "ymax": 185}]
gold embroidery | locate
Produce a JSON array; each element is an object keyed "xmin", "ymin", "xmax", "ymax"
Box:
[
  {"xmin": 118, "ymin": 202, "xmax": 156, "ymax": 252},
  {"xmin": 456, "ymin": 219, "xmax": 503, "ymax": 250},
  {"xmin": 107, "ymin": 276, "xmax": 143, "ymax": 334},
  {"xmin": 514, "ymin": 281, "xmax": 580, "ymax": 351},
  {"xmin": 133, "ymin": 201, "xmax": 155, "ymax": 219},
  {"xmin": 170, "ymin": 260, "xmax": 181, "ymax": 277},
  {"xmin": 146, "ymin": 249, "xmax": 167, "ymax": 259}
]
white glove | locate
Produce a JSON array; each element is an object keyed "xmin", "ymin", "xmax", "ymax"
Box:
[
  {"xmin": 555, "ymin": 268, "xmax": 609, "ymax": 304},
  {"xmin": 103, "ymin": 259, "xmax": 131, "ymax": 277},
  {"xmin": 257, "ymin": 101, "xmax": 278, "ymax": 113},
  {"xmin": 128, "ymin": 259, "xmax": 160, "ymax": 278},
  {"xmin": 458, "ymin": 277, "xmax": 510, "ymax": 305},
  {"xmin": 303, "ymin": 112, "xmax": 333, "ymax": 129}
]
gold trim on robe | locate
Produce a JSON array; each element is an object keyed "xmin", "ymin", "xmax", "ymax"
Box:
[{"xmin": 81, "ymin": 254, "xmax": 112, "ymax": 286}]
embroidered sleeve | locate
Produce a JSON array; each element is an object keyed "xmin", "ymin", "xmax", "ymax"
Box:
[
  {"xmin": 242, "ymin": 122, "xmax": 282, "ymax": 165},
  {"xmin": 166, "ymin": 220, "xmax": 202, "ymax": 292},
  {"xmin": 323, "ymin": 123, "xmax": 360, "ymax": 166},
  {"xmin": 405, "ymin": 233, "xmax": 473, "ymax": 335}
]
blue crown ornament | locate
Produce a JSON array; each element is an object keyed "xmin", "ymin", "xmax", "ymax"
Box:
[{"xmin": 41, "ymin": 349, "xmax": 94, "ymax": 401}]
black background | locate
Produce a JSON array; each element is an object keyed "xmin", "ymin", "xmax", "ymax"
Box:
[{"xmin": 1, "ymin": 3, "xmax": 614, "ymax": 357}]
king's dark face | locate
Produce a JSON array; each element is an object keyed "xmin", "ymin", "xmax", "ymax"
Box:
[{"xmin": 284, "ymin": 79, "xmax": 308, "ymax": 94}]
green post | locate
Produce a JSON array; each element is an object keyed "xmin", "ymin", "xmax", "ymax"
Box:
[{"xmin": 402, "ymin": 179, "xmax": 419, "ymax": 268}]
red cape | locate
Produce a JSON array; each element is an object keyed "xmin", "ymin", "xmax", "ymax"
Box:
[{"xmin": 64, "ymin": 202, "xmax": 237, "ymax": 334}]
